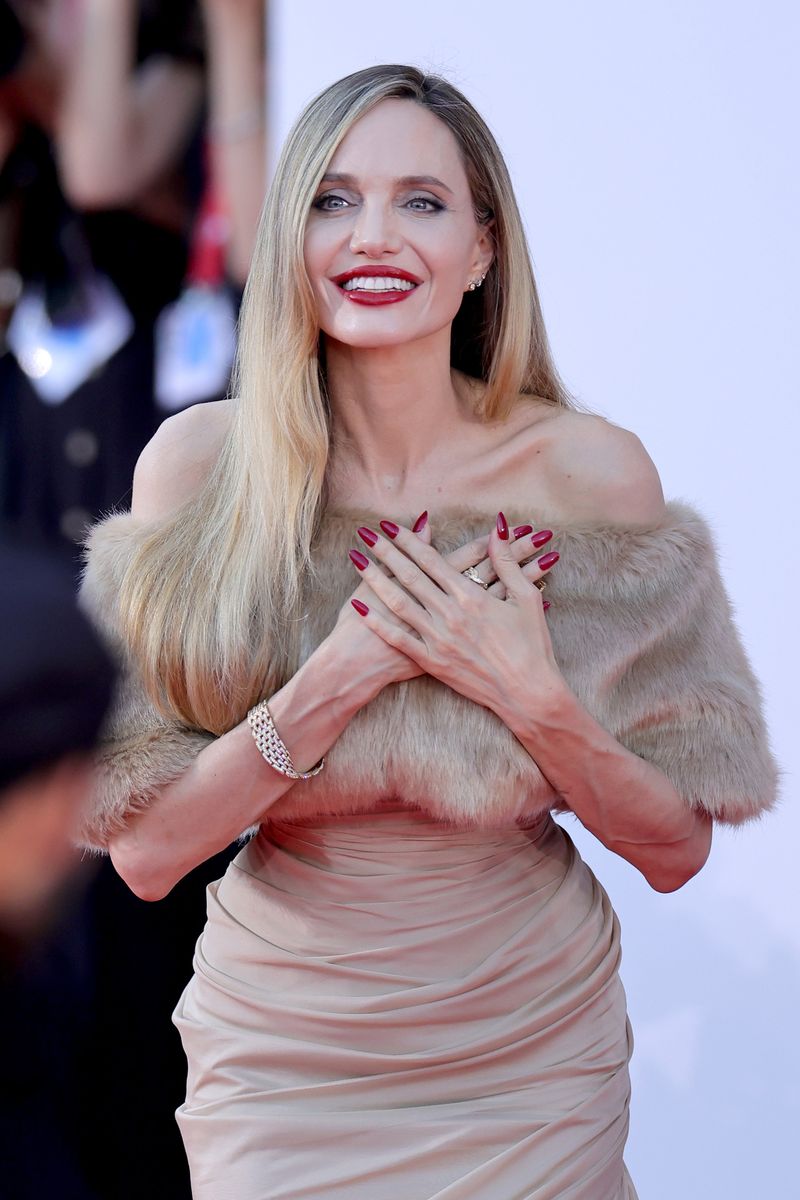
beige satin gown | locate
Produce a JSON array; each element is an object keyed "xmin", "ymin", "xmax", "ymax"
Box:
[{"xmin": 173, "ymin": 805, "xmax": 638, "ymax": 1199}]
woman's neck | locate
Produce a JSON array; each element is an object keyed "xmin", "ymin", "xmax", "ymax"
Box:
[{"xmin": 324, "ymin": 336, "xmax": 483, "ymax": 500}]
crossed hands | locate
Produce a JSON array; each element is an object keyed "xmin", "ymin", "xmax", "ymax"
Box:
[{"xmin": 335, "ymin": 511, "xmax": 563, "ymax": 717}]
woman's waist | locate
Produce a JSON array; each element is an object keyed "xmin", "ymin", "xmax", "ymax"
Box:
[
  {"xmin": 230, "ymin": 805, "xmax": 561, "ymax": 901},
  {"xmin": 255, "ymin": 800, "xmax": 553, "ymax": 863},
  {"xmin": 201, "ymin": 816, "xmax": 601, "ymax": 989},
  {"xmin": 261, "ymin": 791, "xmax": 555, "ymax": 841}
]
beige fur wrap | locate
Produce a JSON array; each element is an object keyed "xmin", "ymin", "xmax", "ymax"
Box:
[{"xmin": 76, "ymin": 500, "xmax": 780, "ymax": 851}]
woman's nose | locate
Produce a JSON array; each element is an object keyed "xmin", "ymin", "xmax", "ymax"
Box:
[{"xmin": 349, "ymin": 202, "xmax": 402, "ymax": 256}]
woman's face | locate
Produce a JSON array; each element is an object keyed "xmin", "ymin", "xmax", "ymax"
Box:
[{"xmin": 303, "ymin": 98, "xmax": 494, "ymax": 351}]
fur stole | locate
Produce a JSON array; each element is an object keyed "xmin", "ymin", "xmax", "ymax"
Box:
[{"xmin": 76, "ymin": 500, "xmax": 780, "ymax": 850}]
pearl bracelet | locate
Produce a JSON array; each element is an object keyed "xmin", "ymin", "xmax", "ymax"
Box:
[{"xmin": 246, "ymin": 699, "xmax": 325, "ymax": 781}]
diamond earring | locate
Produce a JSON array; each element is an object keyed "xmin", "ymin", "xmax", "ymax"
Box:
[{"xmin": 467, "ymin": 272, "xmax": 487, "ymax": 292}]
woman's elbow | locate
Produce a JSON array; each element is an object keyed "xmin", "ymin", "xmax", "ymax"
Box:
[
  {"xmin": 644, "ymin": 812, "xmax": 714, "ymax": 893},
  {"xmin": 109, "ymin": 830, "xmax": 176, "ymax": 902}
]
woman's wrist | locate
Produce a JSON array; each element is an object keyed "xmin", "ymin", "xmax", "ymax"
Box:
[
  {"xmin": 260, "ymin": 640, "xmax": 382, "ymax": 777},
  {"xmin": 492, "ymin": 670, "xmax": 573, "ymax": 742},
  {"xmin": 304, "ymin": 634, "xmax": 389, "ymax": 712}
]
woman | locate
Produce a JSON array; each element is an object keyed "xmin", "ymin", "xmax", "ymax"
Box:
[{"xmin": 77, "ymin": 65, "xmax": 778, "ymax": 1199}]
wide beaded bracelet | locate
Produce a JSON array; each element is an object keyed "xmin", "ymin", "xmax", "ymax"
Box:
[{"xmin": 246, "ymin": 699, "xmax": 325, "ymax": 781}]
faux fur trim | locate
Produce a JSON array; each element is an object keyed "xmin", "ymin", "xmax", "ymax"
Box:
[
  {"xmin": 76, "ymin": 515, "xmax": 215, "ymax": 851},
  {"xmin": 75, "ymin": 499, "xmax": 780, "ymax": 850}
]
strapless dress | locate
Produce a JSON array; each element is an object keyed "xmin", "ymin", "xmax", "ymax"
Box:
[{"xmin": 173, "ymin": 805, "xmax": 637, "ymax": 1199}]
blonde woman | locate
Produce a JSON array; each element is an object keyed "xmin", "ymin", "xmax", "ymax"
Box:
[{"xmin": 78, "ymin": 65, "xmax": 778, "ymax": 1200}]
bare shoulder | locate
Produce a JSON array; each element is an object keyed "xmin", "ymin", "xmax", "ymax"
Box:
[
  {"xmin": 131, "ymin": 400, "xmax": 234, "ymax": 522},
  {"xmin": 538, "ymin": 408, "xmax": 667, "ymax": 526}
]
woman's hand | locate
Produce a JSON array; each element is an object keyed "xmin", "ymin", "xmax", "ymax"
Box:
[
  {"xmin": 325, "ymin": 512, "xmax": 434, "ymax": 690},
  {"xmin": 345, "ymin": 513, "xmax": 563, "ymax": 713},
  {"xmin": 323, "ymin": 513, "xmax": 551, "ymax": 693}
]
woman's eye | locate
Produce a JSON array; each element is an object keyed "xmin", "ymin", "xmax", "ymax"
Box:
[
  {"xmin": 406, "ymin": 196, "xmax": 445, "ymax": 212},
  {"xmin": 312, "ymin": 194, "xmax": 445, "ymax": 213},
  {"xmin": 312, "ymin": 193, "xmax": 349, "ymax": 211}
]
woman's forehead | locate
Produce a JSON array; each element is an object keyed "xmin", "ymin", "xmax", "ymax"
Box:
[{"xmin": 326, "ymin": 99, "xmax": 466, "ymax": 185}]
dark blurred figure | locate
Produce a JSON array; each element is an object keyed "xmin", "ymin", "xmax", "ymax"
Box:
[
  {"xmin": 0, "ymin": 3, "xmax": 267, "ymax": 1196},
  {"xmin": 0, "ymin": 538, "xmax": 115, "ymax": 1198},
  {"xmin": 0, "ymin": 538, "xmax": 114, "ymax": 959}
]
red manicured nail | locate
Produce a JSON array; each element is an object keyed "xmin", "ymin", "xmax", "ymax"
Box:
[
  {"xmin": 513, "ymin": 524, "xmax": 533, "ymax": 538},
  {"xmin": 537, "ymin": 551, "xmax": 559, "ymax": 570},
  {"xmin": 349, "ymin": 549, "xmax": 369, "ymax": 570},
  {"xmin": 543, "ymin": 600, "xmax": 551, "ymax": 611},
  {"xmin": 351, "ymin": 598, "xmax": 369, "ymax": 616},
  {"xmin": 357, "ymin": 525, "xmax": 378, "ymax": 547},
  {"xmin": 412, "ymin": 510, "xmax": 428, "ymax": 533},
  {"xmin": 531, "ymin": 529, "xmax": 553, "ymax": 549},
  {"xmin": 496, "ymin": 512, "xmax": 509, "ymax": 540},
  {"xmin": 379, "ymin": 520, "xmax": 400, "ymax": 539}
]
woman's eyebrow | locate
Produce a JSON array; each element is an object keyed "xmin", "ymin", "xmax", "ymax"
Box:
[{"xmin": 319, "ymin": 172, "xmax": 454, "ymax": 196}]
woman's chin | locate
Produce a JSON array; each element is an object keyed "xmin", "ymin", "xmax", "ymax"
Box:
[
  {"xmin": 320, "ymin": 316, "xmax": 456, "ymax": 355},
  {"xmin": 323, "ymin": 327, "xmax": 425, "ymax": 352}
]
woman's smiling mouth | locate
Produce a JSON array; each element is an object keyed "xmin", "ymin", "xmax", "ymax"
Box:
[
  {"xmin": 341, "ymin": 276, "xmax": 417, "ymax": 292},
  {"xmin": 330, "ymin": 266, "xmax": 423, "ymax": 304}
]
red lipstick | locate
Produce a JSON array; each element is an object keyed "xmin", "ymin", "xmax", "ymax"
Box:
[{"xmin": 330, "ymin": 265, "xmax": 422, "ymax": 306}]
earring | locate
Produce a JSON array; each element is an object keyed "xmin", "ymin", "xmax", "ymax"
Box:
[{"xmin": 467, "ymin": 271, "xmax": 487, "ymax": 292}]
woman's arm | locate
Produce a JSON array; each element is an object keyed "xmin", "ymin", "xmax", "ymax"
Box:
[
  {"xmin": 108, "ymin": 637, "xmax": 390, "ymax": 903},
  {"xmin": 487, "ymin": 421, "xmax": 714, "ymax": 890},
  {"xmin": 104, "ymin": 404, "xmax": 418, "ymax": 900},
  {"xmin": 56, "ymin": 0, "xmax": 203, "ymax": 208},
  {"xmin": 492, "ymin": 678, "xmax": 713, "ymax": 892},
  {"xmin": 104, "ymin": 503, "xmax": 533, "ymax": 902}
]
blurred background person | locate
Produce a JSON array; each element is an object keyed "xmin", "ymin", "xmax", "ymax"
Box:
[
  {"xmin": 0, "ymin": 538, "xmax": 115, "ymax": 963},
  {"xmin": 0, "ymin": 0, "xmax": 266, "ymax": 564},
  {"xmin": 0, "ymin": 536, "xmax": 116, "ymax": 1200},
  {"xmin": 0, "ymin": 2, "xmax": 268, "ymax": 1195},
  {"xmin": 0, "ymin": 0, "xmax": 205, "ymax": 563}
]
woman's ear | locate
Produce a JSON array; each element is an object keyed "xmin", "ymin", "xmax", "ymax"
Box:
[{"xmin": 476, "ymin": 216, "xmax": 496, "ymax": 277}]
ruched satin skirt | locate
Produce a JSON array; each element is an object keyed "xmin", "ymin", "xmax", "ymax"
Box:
[{"xmin": 173, "ymin": 808, "xmax": 638, "ymax": 1199}]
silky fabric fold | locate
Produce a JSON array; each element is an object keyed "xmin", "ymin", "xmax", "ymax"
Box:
[{"xmin": 174, "ymin": 806, "xmax": 637, "ymax": 1199}]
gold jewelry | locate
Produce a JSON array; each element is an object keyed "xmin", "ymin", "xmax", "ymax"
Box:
[
  {"xmin": 533, "ymin": 578, "xmax": 547, "ymax": 592},
  {"xmin": 247, "ymin": 699, "xmax": 325, "ymax": 780},
  {"xmin": 461, "ymin": 565, "xmax": 489, "ymax": 589}
]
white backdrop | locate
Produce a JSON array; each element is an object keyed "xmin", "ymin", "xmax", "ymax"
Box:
[{"xmin": 269, "ymin": 3, "xmax": 799, "ymax": 1195}]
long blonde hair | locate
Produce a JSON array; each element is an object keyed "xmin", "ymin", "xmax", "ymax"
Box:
[{"xmin": 117, "ymin": 64, "xmax": 578, "ymax": 734}]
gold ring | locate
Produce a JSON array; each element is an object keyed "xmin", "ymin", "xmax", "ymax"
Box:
[
  {"xmin": 533, "ymin": 578, "xmax": 547, "ymax": 592},
  {"xmin": 461, "ymin": 565, "xmax": 489, "ymax": 589}
]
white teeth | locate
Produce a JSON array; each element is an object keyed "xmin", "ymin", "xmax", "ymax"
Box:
[{"xmin": 341, "ymin": 276, "xmax": 417, "ymax": 292}]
